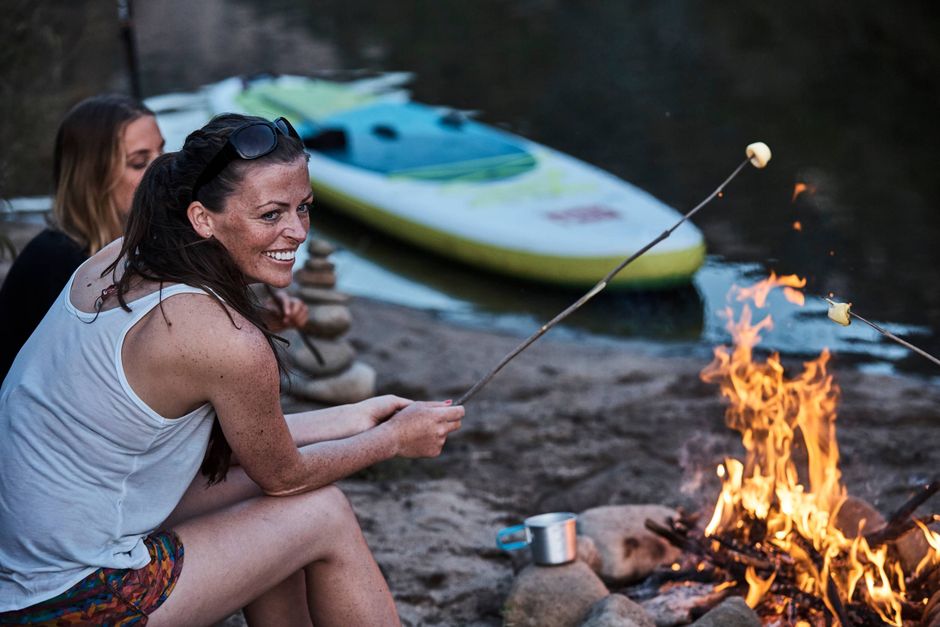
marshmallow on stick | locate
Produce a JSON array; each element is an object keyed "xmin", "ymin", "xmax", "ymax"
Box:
[
  {"xmin": 826, "ymin": 299, "xmax": 852, "ymax": 326},
  {"xmin": 746, "ymin": 142, "xmax": 772, "ymax": 169},
  {"xmin": 823, "ymin": 297, "xmax": 940, "ymax": 368}
]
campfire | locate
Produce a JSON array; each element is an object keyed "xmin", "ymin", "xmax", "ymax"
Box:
[{"xmin": 646, "ymin": 274, "xmax": 940, "ymax": 626}]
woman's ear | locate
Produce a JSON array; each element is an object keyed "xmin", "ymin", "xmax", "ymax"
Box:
[{"xmin": 187, "ymin": 201, "xmax": 214, "ymax": 239}]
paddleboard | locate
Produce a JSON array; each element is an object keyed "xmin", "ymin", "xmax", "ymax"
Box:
[{"xmin": 149, "ymin": 75, "xmax": 705, "ymax": 289}]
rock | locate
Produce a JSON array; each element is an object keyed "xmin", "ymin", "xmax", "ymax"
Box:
[
  {"xmin": 639, "ymin": 583, "xmax": 724, "ymax": 627},
  {"xmin": 303, "ymin": 304, "xmax": 352, "ymax": 338},
  {"xmin": 284, "ymin": 332, "xmax": 355, "ymax": 377},
  {"xmin": 304, "ymin": 257, "xmax": 335, "ymax": 272},
  {"xmin": 503, "ymin": 561, "xmax": 609, "ymax": 627},
  {"xmin": 307, "ymin": 237, "xmax": 336, "ymax": 257},
  {"xmin": 690, "ymin": 596, "xmax": 760, "ymax": 627},
  {"xmin": 294, "ymin": 267, "xmax": 337, "ymax": 289},
  {"xmin": 894, "ymin": 524, "xmax": 932, "ymax": 573},
  {"xmin": 291, "ymin": 361, "xmax": 376, "ymax": 404},
  {"xmin": 833, "ymin": 496, "xmax": 886, "ymax": 538},
  {"xmin": 577, "ymin": 535, "xmax": 603, "ymax": 575},
  {"xmin": 577, "ymin": 505, "xmax": 682, "ymax": 584},
  {"xmin": 296, "ymin": 285, "xmax": 350, "ymax": 305},
  {"xmin": 580, "ymin": 594, "xmax": 655, "ymax": 627}
]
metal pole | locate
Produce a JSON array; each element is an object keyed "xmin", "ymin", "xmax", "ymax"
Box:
[{"xmin": 117, "ymin": 0, "xmax": 142, "ymax": 100}]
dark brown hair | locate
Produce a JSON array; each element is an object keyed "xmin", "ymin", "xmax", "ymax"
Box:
[
  {"xmin": 53, "ymin": 94, "xmax": 154, "ymax": 254},
  {"xmin": 106, "ymin": 113, "xmax": 307, "ymax": 484}
]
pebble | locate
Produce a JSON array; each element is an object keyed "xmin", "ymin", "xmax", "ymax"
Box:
[
  {"xmin": 580, "ymin": 594, "xmax": 655, "ymax": 627},
  {"xmin": 294, "ymin": 268, "xmax": 337, "ymax": 289},
  {"xmin": 307, "ymin": 237, "xmax": 337, "ymax": 257},
  {"xmin": 304, "ymin": 257, "xmax": 336, "ymax": 272},
  {"xmin": 283, "ymin": 331, "xmax": 355, "ymax": 377},
  {"xmin": 295, "ymin": 285, "xmax": 351, "ymax": 305},
  {"xmin": 690, "ymin": 596, "xmax": 760, "ymax": 627},
  {"xmin": 303, "ymin": 304, "xmax": 352, "ymax": 338},
  {"xmin": 290, "ymin": 361, "xmax": 376, "ymax": 404}
]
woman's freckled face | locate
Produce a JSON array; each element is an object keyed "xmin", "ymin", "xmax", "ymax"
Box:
[
  {"xmin": 113, "ymin": 115, "xmax": 165, "ymax": 218},
  {"xmin": 211, "ymin": 158, "xmax": 312, "ymax": 288}
]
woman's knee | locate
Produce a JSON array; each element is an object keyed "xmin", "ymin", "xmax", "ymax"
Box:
[{"xmin": 291, "ymin": 485, "xmax": 359, "ymax": 537}]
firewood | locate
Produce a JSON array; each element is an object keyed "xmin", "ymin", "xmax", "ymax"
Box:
[{"xmin": 865, "ymin": 479, "xmax": 939, "ymax": 546}]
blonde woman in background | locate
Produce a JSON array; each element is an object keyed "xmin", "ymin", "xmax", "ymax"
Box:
[
  {"xmin": 0, "ymin": 95, "xmax": 308, "ymax": 383},
  {"xmin": 0, "ymin": 94, "xmax": 164, "ymax": 381}
]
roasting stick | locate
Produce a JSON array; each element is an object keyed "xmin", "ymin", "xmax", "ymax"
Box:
[
  {"xmin": 824, "ymin": 297, "xmax": 940, "ymax": 368},
  {"xmin": 455, "ymin": 142, "xmax": 773, "ymax": 406}
]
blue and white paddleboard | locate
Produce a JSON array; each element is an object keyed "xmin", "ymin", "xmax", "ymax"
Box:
[{"xmin": 149, "ymin": 75, "xmax": 705, "ymax": 289}]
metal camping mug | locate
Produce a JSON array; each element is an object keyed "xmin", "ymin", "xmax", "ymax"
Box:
[{"xmin": 495, "ymin": 512, "xmax": 578, "ymax": 565}]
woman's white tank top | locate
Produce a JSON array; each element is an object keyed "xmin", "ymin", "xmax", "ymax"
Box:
[{"xmin": 0, "ymin": 268, "xmax": 217, "ymax": 611}]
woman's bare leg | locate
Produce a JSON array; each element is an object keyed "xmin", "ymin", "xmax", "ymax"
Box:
[
  {"xmin": 242, "ymin": 570, "xmax": 312, "ymax": 627},
  {"xmin": 147, "ymin": 485, "xmax": 399, "ymax": 627},
  {"xmin": 161, "ymin": 465, "xmax": 262, "ymax": 529}
]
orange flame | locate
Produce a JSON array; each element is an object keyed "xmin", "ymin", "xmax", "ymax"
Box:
[
  {"xmin": 733, "ymin": 271, "xmax": 806, "ymax": 308},
  {"xmin": 793, "ymin": 220, "xmax": 803, "ymax": 232},
  {"xmin": 701, "ymin": 274, "xmax": 911, "ymax": 625}
]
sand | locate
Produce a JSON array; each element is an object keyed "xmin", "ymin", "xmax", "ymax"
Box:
[{"xmin": 280, "ymin": 296, "xmax": 940, "ymax": 626}]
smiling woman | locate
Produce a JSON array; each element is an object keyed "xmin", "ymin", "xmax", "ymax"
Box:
[{"xmin": 0, "ymin": 113, "xmax": 464, "ymax": 626}]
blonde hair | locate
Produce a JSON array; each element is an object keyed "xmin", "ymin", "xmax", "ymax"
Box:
[{"xmin": 52, "ymin": 95, "xmax": 153, "ymax": 255}]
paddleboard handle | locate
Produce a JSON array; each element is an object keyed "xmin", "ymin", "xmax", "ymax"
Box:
[{"xmin": 455, "ymin": 151, "xmax": 761, "ymax": 406}]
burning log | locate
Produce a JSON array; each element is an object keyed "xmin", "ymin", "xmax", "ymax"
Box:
[
  {"xmin": 644, "ymin": 512, "xmax": 940, "ymax": 626},
  {"xmin": 645, "ymin": 515, "xmax": 835, "ymax": 622},
  {"xmin": 864, "ymin": 479, "xmax": 940, "ymax": 546}
]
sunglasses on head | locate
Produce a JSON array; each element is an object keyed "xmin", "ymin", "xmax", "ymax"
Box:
[{"xmin": 192, "ymin": 117, "xmax": 301, "ymax": 199}]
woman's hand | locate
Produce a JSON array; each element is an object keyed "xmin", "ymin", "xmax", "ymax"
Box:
[
  {"xmin": 283, "ymin": 395, "xmax": 412, "ymax": 446},
  {"xmin": 263, "ymin": 290, "xmax": 309, "ymax": 332},
  {"xmin": 352, "ymin": 394, "xmax": 412, "ymax": 428},
  {"xmin": 384, "ymin": 401, "xmax": 464, "ymax": 458}
]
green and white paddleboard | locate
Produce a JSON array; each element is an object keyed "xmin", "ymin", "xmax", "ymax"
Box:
[{"xmin": 148, "ymin": 75, "xmax": 705, "ymax": 289}]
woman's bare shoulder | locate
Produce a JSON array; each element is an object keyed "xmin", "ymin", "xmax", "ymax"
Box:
[
  {"xmin": 122, "ymin": 289, "xmax": 276, "ymax": 412},
  {"xmin": 145, "ymin": 292, "xmax": 272, "ymax": 361}
]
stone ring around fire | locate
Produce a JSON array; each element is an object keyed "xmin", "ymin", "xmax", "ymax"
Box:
[{"xmin": 746, "ymin": 142, "xmax": 772, "ymax": 169}]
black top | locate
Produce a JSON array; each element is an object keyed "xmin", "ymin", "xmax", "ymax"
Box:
[{"xmin": 0, "ymin": 229, "xmax": 87, "ymax": 384}]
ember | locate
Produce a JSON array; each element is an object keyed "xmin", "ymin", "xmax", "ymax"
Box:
[
  {"xmin": 792, "ymin": 182, "xmax": 817, "ymax": 202},
  {"xmin": 648, "ymin": 275, "xmax": 940, "ymax": 626}
]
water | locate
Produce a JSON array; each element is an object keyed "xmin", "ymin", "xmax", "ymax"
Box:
[
  {"xmin": 305, "ymin": 207, "xmax": 931, "ymax": 378},
  {"xmin": 2, "ymin": 0, "xmax": 938, "ymax": 379}
]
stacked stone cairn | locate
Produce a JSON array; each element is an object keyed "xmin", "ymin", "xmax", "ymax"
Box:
[{"xmin": 282, "ymin": 237, "xmax": 376, "ymax": 404}]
